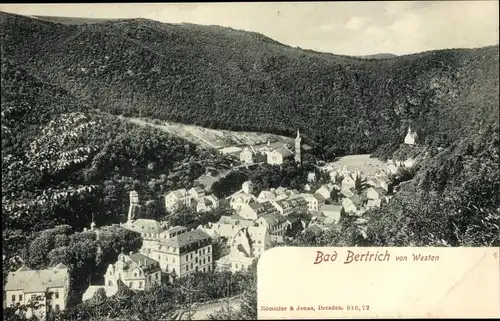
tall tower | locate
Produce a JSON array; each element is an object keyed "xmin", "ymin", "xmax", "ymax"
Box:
[
  {"xmin": 127, "ymin": 191, "xmax": 140, "ymax": 223},
  {"xmin": 295, "ymin": 129, "xmax": 302, "ymax": 164}
]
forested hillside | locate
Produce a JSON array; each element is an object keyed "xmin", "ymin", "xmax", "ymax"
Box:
[
  {"xmin": 1, "ymin": 54, "xmax": 226, "ymax": 276},
  {"xmin": 1, "ymin": 12, "xmax": 498, "ymax": 159}
]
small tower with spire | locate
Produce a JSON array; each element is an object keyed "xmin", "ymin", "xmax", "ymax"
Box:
[{"xmin": 295, "ymin": 129, "xmax": 302, "ymax": 164}]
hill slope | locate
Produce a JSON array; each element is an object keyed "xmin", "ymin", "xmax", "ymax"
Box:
[{"xmin": 1, "ymin": 12, "xmax": 498, "ymax": 158}]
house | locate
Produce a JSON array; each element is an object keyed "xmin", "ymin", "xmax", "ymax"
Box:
[
  {"xmin": 217, "ymin": 226, "xmax": 271, "ymax": 273},
  {"xmin": 256, "ymin": 213, "xmax": 289, "ymax": 242},
  {"xmin": 165, "ymin": 188, "xmax": 192, "ymax": 212},
  {"xmin": 270, "ymin": 199, "xmax": 294, "ymax": 216},
  {"xmin": 368, "ymin": 174, "xmax": 392, "ymax": 193},
  {"xmin": 188, "ymin": 186, "xmax": 205, "ymax": 201},
  {"xmin": 194, "ymin": 194, "xmax": 219, "ymax": 212},
  {"xmin": 320, "ymin": 204, "xmax": 345, "ymax": 224},
  {"xmin": 301, "ymin": 193, "xmax": 326, "ymax": 212},
  {"xmin": 239, "ymin": 201, "xmax": 277, "ymax": 220},
  {"xmin": 342, "ymin": 195, "xmax": 365, "ymax": 214},
  {"xmin": 341, "ymin": 172, "xmax": 361, "ymax": 192},
  {"xmin": 5, "ymin": 264, "xmax": 70, "ymax": 319},
  {"xmin": 285, "ymin": 214, "xmax": 303, "ymax": 231},
  {"xmin": 228, "ymin": 181, "xmax": 259, "ymax": 211},
  {"xmin": 240, "ymin": 147, "xmax": 255, "ymax": 164},
  {"xmin": 267, "ymin": 147, "xmax": 294, "ymax": 165},
  {"xmin": 274, "ymin": 186, "xmax": 289, "ymax": 195},
  {"xmin": 366, "ymin": 187, "xmax": 388, "ymax": 200},
  {"xmin": 123, "ymin": 218, "xmax": 165, "ymax": 256},
  {"xmin": 102, "ymin": 252, "xmax": 161, "ymax": 293},
  {"xmin": 152, "ymin": 229, "xmax": 213, "ymax": 281},
  {"xmin": 404, "ymin": 125, "xmax": 418, "ymax": 145},
  {"xmin": 285, "ymin": 196, "xmax": 309, "ymax": 214},
  {"xmin": 208, "ymin": 215, "xmax": 257, "ymax": 240},
  {"xmin": 315, "ymin": 184, "xmax": 335, "ymax": 204},
  {"xmin": 257, "ymin": 190, "xmax": 277, "ymax": 203}
]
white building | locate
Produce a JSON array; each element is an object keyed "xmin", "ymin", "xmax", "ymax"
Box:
[
  {"xmin": 404, "ymin": 125, "xmax": 418, "ymax": 145},
  {"xmin": 217, "ymin": 226, "xmax": 271, "ymax": 273},
  {"xmin": 165, "ymin": 188, "xmax": 192, "ymax": 212},
  {"xmin": 5, "ymin": 263, "xmax": 70, "ymax": 319}
]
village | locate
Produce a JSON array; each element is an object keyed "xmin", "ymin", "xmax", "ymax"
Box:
[{"xmin": 4, "ymin": 125, "xmax": 420, "ymax": 319}]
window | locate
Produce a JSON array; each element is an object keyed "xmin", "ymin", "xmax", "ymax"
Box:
[
  {"xmin": 156, "ymin": 273, "xmax": 159, "ymax": 280},
  {"xmin": 128, "ymin": 282, "xmax": 132, "ymax": 288},
  {"xmin": 134, "ymin": 272, "xmax": 137, "ymax": 277},
  {"xmin": 19, "ymin": 294, "xmax": 23, "ymax": 301},
  {"xmin": 235, "ymin": 264, "xmax": 239, "ymax": 269},
  {"xmin": 108, "ymin": 280, "xmax": 113, "ymax": 286},
  {"xmin": 208, "ymin": 247, "xmax": 211, "ymax": 253},
  {"xmin": 11, "ymin": 295, "xmax": 15, "ymax": 302},
  {"xmin": 149, "ymin": 275, "xmax": 152, "ymax": 282},
  {"xmin": 55, "ymin": 291, "xmax": 59, "ymax": 299},
  {"xmin": 55, "ymin": 304, "xmax": 60, "ymax": 312},
  {"xmin": 208, "ymin": 256, "xmax": 211, "ymax": 262},
  {"xmin": 190, "ymin": 263, "xmax": 193, "ymax": 269},
  {"xmin": 139, "ymin": 281, "xmax": 143, "ymax": 288}
]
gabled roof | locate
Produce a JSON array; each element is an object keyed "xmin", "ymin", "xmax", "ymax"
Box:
[
  {"xmin": 53, "ymin": 263, "xmax": 68, "ymax": 269},
  {"xmin": 258, "ymin": 191, "xmax": 276, "ymax": 199},
  {"xmin": 6, "ymin": 266, "xmax": 69, "ymax": 292},
  {"xmin": 217, "ymin": 215, "xmax": 255, "ymax": 227},
  {"xmin": 273, "ymin": 147, "xmax": 294, "ymax": 157},
  {"xmin": 160, "ymin": 230, "xmax": 211, "ymax": 248},
  {"xmin": 126, "ymin": 219, "xmax": 163, "ymax": 234},
  {"xmin": 128, "ymin": 253, "xmax": 159, "ymax": 268},
  {"xmin": 16, "ymin": 265, "xmax": 32, "ymax": 272},
  {"xmin": 258, "ymin": 213, "xmax": 287, "ymax": 226},
  {"xmin": 163, "ymin": 225, "xmax": 187, "ymax": 234},
  {"xmin": 189, "ymin": 186, "xmax": 205, "ymax": 194}
]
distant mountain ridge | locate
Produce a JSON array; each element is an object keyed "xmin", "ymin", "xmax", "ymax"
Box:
[
  {"xmin": 1, "ymin": 12, "xmax": 498, "ymax": 159},
  {"xmin": 358, "ymin": 53, "xmax": 398, "ymax": 59}
]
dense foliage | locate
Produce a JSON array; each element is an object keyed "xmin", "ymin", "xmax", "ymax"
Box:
[
  {"xmin": 1, "ymin": 12, "xmax": 498, "ymax": 159},
  {"xmin": 1, "ymin": 53, "xmax": 224, "ymax": 287}
]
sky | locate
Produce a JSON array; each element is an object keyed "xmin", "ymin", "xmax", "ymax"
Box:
[{"xmin": 1, "ymin": 2, "xmax": 498, "ymax": 56}]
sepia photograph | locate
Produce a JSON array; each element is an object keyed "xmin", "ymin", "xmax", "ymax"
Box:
[{"xmin": 1, "ymin": 2, "xmax": 499, "ymax": 320}]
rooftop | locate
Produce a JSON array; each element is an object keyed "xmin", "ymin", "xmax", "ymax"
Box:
[
  {"xmin": 126, "ymin": 219, "xmax": 163, "ymax": 234},
  {"xmin": 5, "ymin": 264, "xmax": 69, "ymax": 293},
  {"xmin": 160, "ymin": 229, "xmax": 211, "ymax": 248},
  {"xmin": 258, "ymin": 213, "xmax": 287, "ymax": 226},
  {"xmin": 128, "ymin": 253, "xmax": 159, "ymax": 268}
]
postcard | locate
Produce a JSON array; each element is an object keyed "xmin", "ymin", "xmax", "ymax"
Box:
[{"xmin": 1, "ymin": 2, "xmax": 498, "ymax": 321}]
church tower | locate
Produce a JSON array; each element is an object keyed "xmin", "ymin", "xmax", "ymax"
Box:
[{"xmin": 295, "ymin": 129, "xmax": 302, "ymax": 164}]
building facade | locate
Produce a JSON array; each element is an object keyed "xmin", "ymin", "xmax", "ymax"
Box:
[
  {"xmin": 152, "ymin": 229, "xmax": 213, "ymax": 280},
  {"xmin": 5, "ymin": 263, "xmax": 70, "ymax": 319}
]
